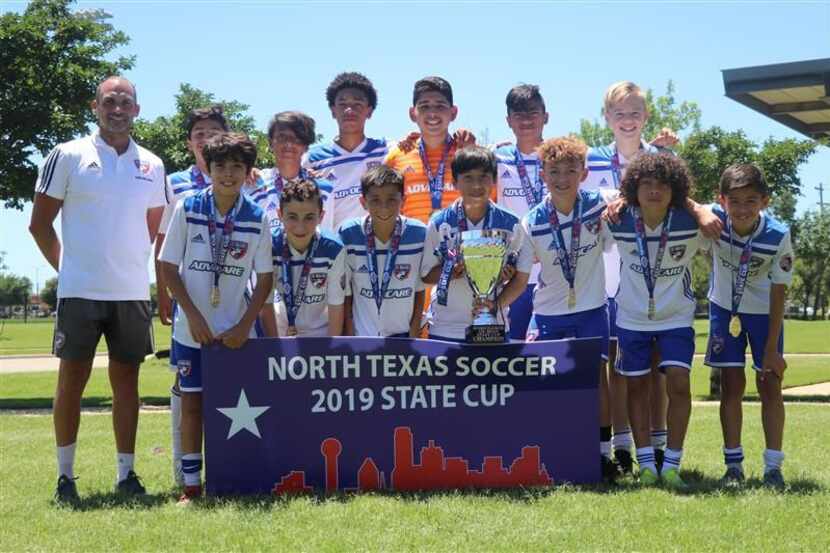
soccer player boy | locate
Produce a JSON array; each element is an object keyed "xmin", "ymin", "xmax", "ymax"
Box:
[
  {"xmin": 339, "ymin": 165, "xmax": 427, "ymax": 338},
  {"xmin": 260, "ymin": 180, "xmax": 347, "ymax": 337},
  {"xmin": 159, "ymin": 133, "xmax": 274, "ymax": 503},
  {"xmin": 494, "ymin": 84, "xmax": 548, "ymax": 340},
  {"xmin": 386, "ymin": 76, "xmax": 467, "ymax": 225},
  {"xmin": 154, "ymin": 106, "xmax": 228, "ymax": 485},
  {"xmin": 304, "ymin": 72, "xmax": 387, "ymax": 229},
  {"xmin": 252, "ymin": 111, "xmax": 334, "ymax": 231},
  {"xmin": 421, "ymin": 146, "xmax": 532, "ymax": 342},
  {"xmin": 602, "ymin": 152, "xmax": 704, "ymax": 489},
  {"xmin": 518, "ymin": 137, "xmax": 618, "ymax": 480},
  {"xmin": 704, "ymin": 164, "xmax": 793, "ymax": 487}
]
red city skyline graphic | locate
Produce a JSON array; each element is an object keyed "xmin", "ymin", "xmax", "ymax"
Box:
[{"xmin": 272, "ymin": 426, "xmax": 552, "ymax": 495}]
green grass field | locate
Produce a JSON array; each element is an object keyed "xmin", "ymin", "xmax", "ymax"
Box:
[
  {"xmin": 1, "ymin": 404, "xmax": 828, "ymax": 551},
  {"xmin": 1, "ymin": 318, "xmax": 828, "ymax": 356}
]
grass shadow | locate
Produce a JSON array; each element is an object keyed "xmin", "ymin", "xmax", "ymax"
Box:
[
  {"xmin": 696, "ymin": 394, "xmax": 830, "ymax": 403},
  {"xmin": 54, "ymin": 491, "xmax": 168, "ymax": 512},
  {"xmin": 0, "ymin": 396, "xmax": 169, "ymax": 410}
]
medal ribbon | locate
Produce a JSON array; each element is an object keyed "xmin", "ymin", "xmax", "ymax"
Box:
[
  {"xmin": 728, "ymin": 218, "xmax": 758, "ymax": 317},
  {"xmin": 419, "ymin": 137, "xmax": 453, "ymax": 212},
  {"xmin": 206, "ymin": 191, "xmax": 236, "ymax": 293},
  {"xmin": 546, "ymin": 195, "xmax": 583, "ymax": 298},
  {"xmin": 191, "ymin": 166, "xmax": 209, "ymax": 189},
  {"xmin": 280, "ymin": 232, "xmax": 318, "ymax": 328},
  {"xmin": 364, "ymin": 216, "xmax": 403, "ymax": 312},
  {"xmin": 632, "ymin": 206, "xmax": 673, "ymax": 311},
  {"xmin": 514, "ymin": 148, "xmax": 543, "ymax": 207}
]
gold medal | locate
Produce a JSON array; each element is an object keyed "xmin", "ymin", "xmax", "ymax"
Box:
[
  {"xmin": 729, "ymin": 315, "xmax": 742, "ymax": 338},
  {"xmin": 648, "ymin": 297, "xmax": 655, "ymax": 320},
  {"xmin": 210, "ymin": 286, "xmax": 220, "ymax": 308},
  {"xmin": 568, "ymin": 288, "xmax": 576, "ymax": 309}
]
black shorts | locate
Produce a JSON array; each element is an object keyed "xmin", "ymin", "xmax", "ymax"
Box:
[{"xmin": 53, "ymin": 298, "xmax": 154, "ymax": 365}]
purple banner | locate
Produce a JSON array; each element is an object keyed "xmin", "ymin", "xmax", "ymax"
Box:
[{"xmin": 202, "ymin": 337, "xmax": 600, "ymax": 495}]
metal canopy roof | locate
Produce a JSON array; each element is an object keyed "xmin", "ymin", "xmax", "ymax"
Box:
[{"xmin": 722, "ymin": 58, "xmax": 830, "ymax": 140}]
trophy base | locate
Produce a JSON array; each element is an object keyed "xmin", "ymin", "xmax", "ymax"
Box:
[{"xmin": 465, "ymin": 324, "xmax": 507, "ymax": 344}]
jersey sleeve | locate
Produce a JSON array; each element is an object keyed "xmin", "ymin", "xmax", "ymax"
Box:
[
  {"xmin": 327, "ymin": 249, "xmax": 347, "ymax": 306},
  {"xmin": 158, "ymin": 181, "xmax": 177, "ymax": 235},
  {"xmin": 158, "ymin": 201, "xmax": 188, "ymax": 266},
  {"xmin": 420, "ymin": 224, "xmax": 442, "ymax": 278},
  {"xmin": 34, "ymin": 145, "xmax": 73, "ymax": 200},
  {"xmin": 511, "ymin": 221, "xmax": 533, "ymax": 273},
  {"xmin": 770, "ymin": 231, "xmax": 794, "ymax": 286}
]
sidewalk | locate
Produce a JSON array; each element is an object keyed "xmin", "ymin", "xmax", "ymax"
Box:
[
  {"xmin": 783, "ymin": 381, "xmax": 830, "ymax": 396},
  {"xmin": 0, "ymin": 353, "xmax": 109, "ymax": 374}
]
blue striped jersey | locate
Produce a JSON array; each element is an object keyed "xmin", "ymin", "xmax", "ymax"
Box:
[
  {"xmin": 603, "ymin": 207, "xmax": 703, "ymax": 331},
  {"xmin": 250, "ymin": 168, "xmax": 335, "ymax": 232},
  {"xmin": 708, "ymin": 204, "xmax": 794, "ymax": 314},
  {"xmin": 158, "ymin": 189, "xmax": 272, "ymax": 349},
  {"xmin": 270, "ymin": 228, "xmax": 347, "ymax": 337},
  {"xmin": 519, "ymin": 190, "xmax": 609, "ymax": 316},
  {"xmin": 303, "ymin": 138, "xmax": 388, "ymax": 230},
  {"xmin": 160, "ymin": 166, "xmax": 212, "ymax": 234}
]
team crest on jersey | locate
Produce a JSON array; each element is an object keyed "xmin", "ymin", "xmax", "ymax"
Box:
[
  {"xmin": 134, "ymin": 159, "xmax": 151, "ymax": 174},
  {"xmin": 394, "ymin": 264, "xmax": 411, "ymax": 280},
  {"xmin": 585, "ymin": 219, "xmax": 601, "ymax": 235},
  {"xmin": 177, "ymin": 359, "xmax": 192, "ymax": 377},
  {"xmin": 310, "ymin": 272, "xmax": 327, "ymax": 288},
  {"xmin": 228, "ymin": 240, "xmax": 248, "ymax": 259},
  {"xmin": 779, "ymin": 255, "xmax": 793, "ymax": 272},
  {"xmin": 710, "ymin": 334, "xmax": 725, "ymax": 355},
  {"xmin": 192, "ymin": 233, "xmax": 205, "ymax": 244},
  {"xmin": 669, "ymin": 245, "xmax": 687, "ymax": 261}
]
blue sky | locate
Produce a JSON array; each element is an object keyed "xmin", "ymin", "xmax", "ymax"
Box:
[{"xmin": 2, "ymin": 0, "xmax": 828, "ymax": 289}]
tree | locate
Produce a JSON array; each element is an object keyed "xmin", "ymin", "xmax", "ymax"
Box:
[
  {"xmin": 0, "ymin": 0, "xmax": 134, "ymax": 208},
  {"xmin": 0, "ymin": 273, "xmax": 32, "ymax": 307},
  {"xmin": 40, "ymin": 276, "xmax": 58, "ymax": 312},
  {"xmin": 132, "ymin": 83, "xmax": 275, "ymax": 173},
  {"xmin": 680, "ymin": 128, "xmax": 817, "ymax": 225},
  {"xmin": 578, "ymin": 80, "xmax": 702, "ymax": 147},
  {"xmin": 792, "ymin": 210, "xmax": 830, "ymax": 319}
]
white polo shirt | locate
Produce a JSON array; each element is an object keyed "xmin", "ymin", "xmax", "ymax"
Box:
[{"xmin": 34, "ymin": 132, "xmax": 167, "ymax": 301}]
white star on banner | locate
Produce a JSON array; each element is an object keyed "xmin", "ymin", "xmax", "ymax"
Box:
[{"xmin": 217, "ymin": 389, "xmax": 270, "ymax": 440}]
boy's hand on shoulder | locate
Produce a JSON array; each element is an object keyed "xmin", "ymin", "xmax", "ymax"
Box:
[
  {"xmin": 691, "ymin": 202, "xmax": 724, "ymax": 240},
  {"xmin": 761, "ymin": 349, "xmax": 787, "ymax": 381},
  {"xmin": 602, "ymin": 197, "xmax": 627, "ymax": 225},
  {"xmin": 188, "ymin": 312, "xmax": 215, "ymax": 345},
  {"xmin": 649, "ymin": 128, "xmax": 679, "ymax": 149},
  {"xmin": 247, "ymin": 168, "xmax": 261, "ymax": 188},
  {"xmin": 451, "ymin": 260, "xmax": 467, "ymax": 280},
  {"xmin": 397, "ymin": 131, "xmax": 421, "ymax": 153},
  {"xmin": 452, "ymin": 128, "xmax": 477, "ymax": 149},
  {"xmin": 217, "ymin": 322, "xmax": 250, "ymax": 349}
]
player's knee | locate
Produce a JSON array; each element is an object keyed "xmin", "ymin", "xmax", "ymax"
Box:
[
  {"xmin": 757, "ymin": 374, "xmax": 783, "ymax": 400},
  {"xmin": 666, "ymin": 370, "xmax": 690, "ymax": 399}
]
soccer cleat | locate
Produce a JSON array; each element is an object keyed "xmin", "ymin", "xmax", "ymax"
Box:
[
  {"xmin": 601, "ymin": 455, "xmax": 622, "ymax": 482},
  {"xmin": 115, "ymin": 470, "xmax": 146, "ymax": 496},
  {"xmin": 615, "ymin": 449, "xmax": 634, "ymax": 475},
  {"xmin": 55, "ymin": 475, "xmax": 79, "ymax": 504},
  {"xmin": 178, "ymin": 484, "xmax": 203, "ymax": 505},
  {"xmin": 720, "ymin": 467, "xmax": 745, "ymax": 487},
  {"xmin": 654, "ymin": 448, "xmax": 665, "ymax": 474},
  {"xmin": 763, "ymin": 469, "xmax": 785, "ymax": 489},
  {"xmin": 638, "ymin": 467, "xmax": 659, "ymax": 486},
  {"xmin": 662, "ymin": 468, "xmax": 689, "ymax": 491}
]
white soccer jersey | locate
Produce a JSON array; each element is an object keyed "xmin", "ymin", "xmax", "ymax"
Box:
[
  {"xmin": 421, "ymin": 201, "xmax": 533, "ymax": 340},
  {"xmin": 519, "ymin": 190, "xmax": 609, "ymax": 316},
  {"xmin": 271, "ymin": 228, "xmax": 347, "ymax": 337},
  {"xmin": 603, "ymin": 207, "xmax": 703, "ymax": 331},
  {"xmin": 159, "ymin": 165, "xmax": 212, "ymax": 234},
  {"xmin": 708, "ymin": 204, "xmax": 794, "ymax": 314},
  {"xmin": 581, "ymin": 140, "xmax": 660, "ymax": 299},
  {"xmin": 303, "ymin": 137, "xmax": 388, "ymax": 230},
  {"xmin": 494, "ymin": 143, "xmax": 544, "ymax": 285},
  {"xmin": 159, "ymin": 190, "xmax": 272, "ymax": 349},
  {"xmin": 34, "ymin": 132, "xmax": 167, "ymax": 301},
  {"xmin": 251, "ymin": 168, "xmax": 335, "ymax": 232},
  {"xmin": 339, "ymin": 216, "xmax": 427, "ymax": 337}
]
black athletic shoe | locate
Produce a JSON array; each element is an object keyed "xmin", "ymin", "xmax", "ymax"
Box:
[
  {"xmin": 720, "ymin": 467, "xmax": 745, "ymax": 488},
  {"xmin": 763, "ymin": 468, "xmax": 785, "ymax": 489},
  {"xmin": 654, "ymin": 448, "xmax": 665, "ymax": 474},
  {"xmin": 115, "ymin": 471, "xmax": 146, "ymax": 496},
  {"xmin": 55, "ymin": 475, "xmax": 79, "ymax": 504},
  {"xmin": 615, "ymin": 449, "xmax": 634, "ymax": 475},
  {"xmin": 601, "ymin": 456, "xmax": 622, "ymax": 482}
]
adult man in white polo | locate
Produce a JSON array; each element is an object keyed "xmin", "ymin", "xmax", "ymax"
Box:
[{"xmin": 29, "ymin": 76, "xmax": 167, "ymax": 503}]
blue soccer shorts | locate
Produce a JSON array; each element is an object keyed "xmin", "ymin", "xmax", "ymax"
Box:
[
  {"xmin": 704, "ymin": 302, "xmax": 784, "ymax": 372},
  {"xmin": 170, "ymin": 339, "xmax": 203, "ymax": 392},
  {"xmin": 616, "ymin": 326, "xmax": 695, "ymax": 377},
  {"xmin": 527, "ymin": 305, "xmax": 610, "ymax": 361}
]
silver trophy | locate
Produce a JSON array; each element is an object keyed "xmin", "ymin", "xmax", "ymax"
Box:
[{"xmin": 459, "ymin": 229, "xmax": 511, "ymax": 343}]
